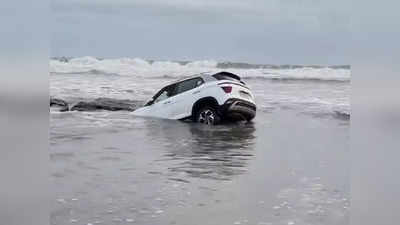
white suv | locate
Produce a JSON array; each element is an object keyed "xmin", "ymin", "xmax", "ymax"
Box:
[{"xmin": 133, "ymin": 72, "xmax": 256, "ymax": 125}]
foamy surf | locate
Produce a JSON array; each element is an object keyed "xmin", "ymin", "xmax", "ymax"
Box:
[{"xmin": 50, "ymin": 56, "xmax": 350, "ymax": 82}]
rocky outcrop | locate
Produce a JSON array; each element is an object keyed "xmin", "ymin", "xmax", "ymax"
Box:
[
  {"xmin": 70, "ymin": 98, "xmax": 141, "ymax": 112},
  {"xmin": 334, "ymin": 110, "xmax": 350, "ymax": 120},
  {"xmin": 50, "ymin": 98, "xmax": 69, "ymax": 112}
]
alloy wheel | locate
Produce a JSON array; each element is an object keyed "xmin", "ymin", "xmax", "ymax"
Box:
[{"xmin": 198, "ymin": 109, "xmax": 215, "ymax": 125}]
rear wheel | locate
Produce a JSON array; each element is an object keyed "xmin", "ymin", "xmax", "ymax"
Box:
[{"xmin": 195, "ymin": 106, "xmax": 220, "ymax": 125}]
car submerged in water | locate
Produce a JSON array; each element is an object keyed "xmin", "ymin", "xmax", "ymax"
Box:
[{"xmin": 133, "ymin": 71, "xmax": 256, "ymax": 125}]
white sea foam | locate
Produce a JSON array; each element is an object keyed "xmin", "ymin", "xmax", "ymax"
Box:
[
  {"xmin": 50, "ymin": 57, "xmax": 219, "ymax": 78},
  {"xmin": 50, "ymin": 57, "xmax": 350, "ymax": 81},
  {"xmin": 255, "ymin": 67, "xmax": 350, "ymax": 81}
]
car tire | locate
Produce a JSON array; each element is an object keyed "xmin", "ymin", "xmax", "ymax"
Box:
[{"xmin": 195, "ymin": 106, "xmax": 221, "ymax": 125}]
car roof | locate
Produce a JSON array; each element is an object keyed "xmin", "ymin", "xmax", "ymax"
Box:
[{"xmin": 169, "ymin": 72, "xmax": 212, "ymax": 84}]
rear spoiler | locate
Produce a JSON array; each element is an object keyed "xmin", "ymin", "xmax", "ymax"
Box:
[
  {"xmin": 213, "ymin": 71, "xmax": 242, "ymax": 81},
  {"xmin": 217, "ymin": 81, "xmax": 249, "ymax": 90}
]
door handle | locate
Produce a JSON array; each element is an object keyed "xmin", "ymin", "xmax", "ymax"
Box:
[
  {"xmin": 163, "ymin": 101, "xmax": 171, "ymax": 104},
  {"xmin": 192, "ymin": 90, "xmax": 201, "ymax": 94}
]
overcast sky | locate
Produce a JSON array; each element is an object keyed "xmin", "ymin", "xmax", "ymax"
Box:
[{"xmin": 51, "ymin": 0, "xmax": 351, "ymax": 65}]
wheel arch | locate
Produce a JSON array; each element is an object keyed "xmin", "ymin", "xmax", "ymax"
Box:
[{"xmin": 191, "ymin": 97, "xmax": 220, "ymax": 120}]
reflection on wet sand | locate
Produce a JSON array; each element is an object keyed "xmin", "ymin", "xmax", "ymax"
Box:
[
  {"xmin": 146, "ymin": 120, "xmax": 256, "ymax": 180},
  {"xmin": 50, "ymin": 111, "xmax": 349, "ymax": 225}
]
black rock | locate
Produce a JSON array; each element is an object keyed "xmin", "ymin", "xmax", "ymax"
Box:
[
  {"xmin": 334, "ymin": 110, "xmax": 350, "ymax": 120},
  {"xmin": 70, "ymin": 98, "xmax": 141, "ymax": 112},
  {"xmin": 50, "ymin": 98, "xmax": 69, "ymax": 112}
]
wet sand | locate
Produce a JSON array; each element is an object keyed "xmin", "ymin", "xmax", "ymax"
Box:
[{"xmin": 50, "ymin": 110, "xmax": 349, "ymax": 225}]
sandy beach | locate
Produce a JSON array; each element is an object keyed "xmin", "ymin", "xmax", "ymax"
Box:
[{"xmin": 51, "ymin": 108, "xmax": 349, "ymax": 225}]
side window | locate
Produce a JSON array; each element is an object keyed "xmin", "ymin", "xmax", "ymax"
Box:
[
  {"xmin": 154, "ymin": 91, "xmax": 169, "ymax": 103},
  {"xmin": 175, "ymin": 78, "xmax": 204, "ymax": 95},
  {"xmin": 153, "ymin": 84, "xmax": 176, "ymax": 103}
]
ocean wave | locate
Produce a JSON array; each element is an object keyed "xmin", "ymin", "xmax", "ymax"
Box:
[
  {"xmin": 50, "ymin": 56, "xmax": 218, "ymax": 76},
  {"xmin": 242, "ymin": 76, "xmax": 349, "ymax": 82},
  {"xmin": 50, "ymin": 56, "xmax": 350, "ymax": 81},
  {"xmin": 217, "ymin": 61, "xmax": 350, "ymax": 70},
  {"xmin": 254, "ymin": 67, "xmax": 350, "ymax": 82}
]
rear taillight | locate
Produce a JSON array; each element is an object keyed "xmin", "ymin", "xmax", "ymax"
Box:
[{"xmin": 221, "ymin": 86, "xmax": 232, "ymax": 93}]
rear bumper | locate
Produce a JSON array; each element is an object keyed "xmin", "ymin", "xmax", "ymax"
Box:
[{"xmin": 219, "ymin": 98, "xmax": 256, "ymax": 121}]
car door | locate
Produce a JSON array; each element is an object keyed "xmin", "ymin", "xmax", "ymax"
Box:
[{"xmin": 169, "ymin": 77, "xmax": 204, "ymax": 119}]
